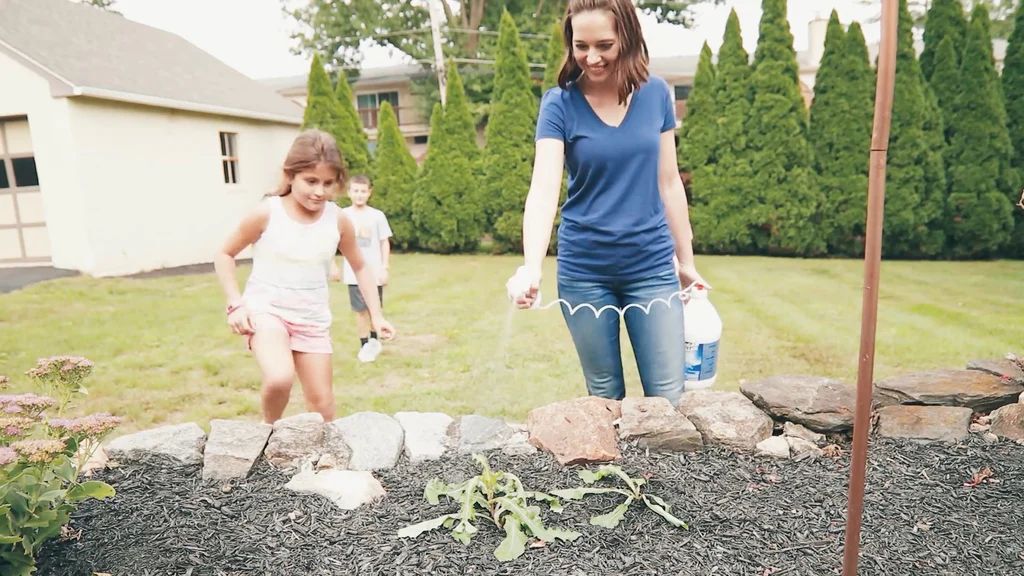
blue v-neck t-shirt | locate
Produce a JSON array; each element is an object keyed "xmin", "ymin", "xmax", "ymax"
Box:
[{"xmin": 536, "ymin": 74, "xmax": 678, "ymax": 282}]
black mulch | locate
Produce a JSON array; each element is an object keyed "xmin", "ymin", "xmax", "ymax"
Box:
[{"xmin": 37, "ymin": 437, "xmax": 1024, "ymax": 576}]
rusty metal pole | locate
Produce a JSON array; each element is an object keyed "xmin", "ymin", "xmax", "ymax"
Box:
[{"xmin": 842, "ymin": 0, "xmax": 898, "ymax": 574}]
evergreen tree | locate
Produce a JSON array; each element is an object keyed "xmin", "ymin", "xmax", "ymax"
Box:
[
  {"xmin": 301, "ymin": 54, "xmax": 342, "ymax": 137},
  {"xmin": 334, "ymin": 72, "xmax": 371, "ymax": 177},
  {"xmin": 745, "ymin": 0, "xmax": 823, "ymax": 255},
  {"xmin": 484, "ymin": 10, "xmax": 538, "ymax": 252},
  {"xmin": 411, "ymin": 65, "xmax": 483, "ymax": 253},
  {"xmin": 930, "ymin": 37, "xmax": 960, "ymax": 143},
  {"xmin": 809, "ymin": 13, "xmax": 875, "ymax": 257},
  {"xmin": 880, "ymin": 0, "xmax": 948, "ymax": 258},
  {"xmin": 1003, "ymin": 0, "xmax": 1024, "ymax": 255},
  {"xmin": 678, "ymin": 42, "xmax": 716, "ymax": 175},
  {"xmin": 920, "ymin": 0, "xmax": 969, "ymax": 81},
  {"xmin": 542, "ymin": 20, "xmax": 564, "ymax": 92},
  {"xmin": 371, "ymin": 101, "xmax": 418, "ymax": 250},
  {"xmin": 945, "ymin": 5, "xmax": 1018, "ymax": 258},
  {"xmin": 692, "ymin": 9, "xmax": 755, "ymax": 254}
]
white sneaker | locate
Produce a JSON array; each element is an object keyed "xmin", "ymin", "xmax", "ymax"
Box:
[{"xmin": 357, "ymin": 339, "xmax": 383, "ymax": 363}]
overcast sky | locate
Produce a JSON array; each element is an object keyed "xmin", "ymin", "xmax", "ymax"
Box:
[{"xmin": 112, "ymin": 0, "xmax": 881, "ymax": 80}]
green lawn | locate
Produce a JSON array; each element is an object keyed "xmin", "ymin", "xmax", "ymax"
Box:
[{"xmin": 1, "ymin": 255, "xmax": 1021, "ymax": 437}]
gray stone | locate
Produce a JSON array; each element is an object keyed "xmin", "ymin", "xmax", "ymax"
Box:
[
  {"xmin": 989, "ymin": 404, "xmax": 1024, "ymax": 441},
  {"xmin": 202, "ymin": 419, "xmax": 273, "ymax": 480},
  {"xmin": 107, "ymin": 422, "xmax": 206, "ymax": 465},
  {"xmin": 453, "ymin": 415, "xmax": 514, "ymax": 454},
  {"xmin": 677, "ymin": 390, "xmax": 774, "ymax": 453},
  {"xmin": 284, "ymin": 469, "xmax": 386, "ymax": 510},
  {"xmin": 330, "ymin": 412, "xmax": 404, "ymax": 471},
  {"xmin": 786, "ymin": 436, "xmax": 824, "ymax": 461},
  {"xmin": 740, "ymin": 375, "xmax": 855, "ymax": 432},
  {"xmin": 264, "ymin": 412, "xmax": 325, "ymax": 470},
  {"xmin": 783, "ymin": 422, "xmax": 826, "ymax": 447},
  {"xmin": 755, "ymin": 436, "xmax": 790, "ymax": 459},
  {"xmin": 321, "ymin": 421, "xmax": 352, "ymax": 469},
  {"xmin": 982, "ymin": 432, "xmax": 1000, "ymax": 444},
  {"xmin": 966, "ymin": 358, "xmax": 1024, "ymax": 385},
  {"xmin": 874, "ymin": 369, "xmax": 1023, "ymax": 413},
  {"xmin": 618, "ymin": 397, "xmax": 703, "ymax": 453},
  {"xmin": 875, "ymin": 405, "xmax": 973, "ymax": 443},
  {"xmin": 501, "ymin": 431, "xmax": 538, "ymax": 456},
  {"xmin": 394, "ymin": 411, "xmax": 453, "ymax": 463}
]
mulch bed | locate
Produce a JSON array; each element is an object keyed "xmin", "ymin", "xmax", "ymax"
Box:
[{"xmin": 38, "ymin": 437, "xmax": 1024, "ymax": 576}]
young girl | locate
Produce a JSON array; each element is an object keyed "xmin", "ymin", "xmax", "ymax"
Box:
[
  {"xmin": 214, "ymin": 129, "xmax": 395, "ymax": 424},
  {"xmin": 509, "ymin": 0, "xmax": 707, "ymax": 407}
]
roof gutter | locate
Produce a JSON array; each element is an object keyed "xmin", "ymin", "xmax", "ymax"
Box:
[{"xmin": 72, "ymin": 86, "xmax": 304, "ymax": 125}]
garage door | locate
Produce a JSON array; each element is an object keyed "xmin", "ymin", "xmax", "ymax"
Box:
[{"xmin": 0, "ymin": 117, "xmax": 49, "ymax": 265}]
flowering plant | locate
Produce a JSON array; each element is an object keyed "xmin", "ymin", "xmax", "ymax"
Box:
[{"xmin": 0, "ymin": 358, "xmax": 121, "ymax": 575}]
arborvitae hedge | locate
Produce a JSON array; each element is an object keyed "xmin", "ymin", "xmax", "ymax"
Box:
[
  {"xmin": 411, "ymin": 66, "xmax": 482, "ymax": 253},
  {"xmin": 370, "ymin": 101, "xmax": 418, "ymax": 250},
  {"xmin": 881, "ymin": 0, "xmax": 947, "ymax": 259},
  {"xmin": 1003, "ymin": 1, "xmax": 1024, "ymax": 256},
  {"xmin": 692, "ymin": 9, "xmax": 755, "ymax": 254},
  {"xmin": 920, "ymin": 0, "xmax": 968, "ymax": 81},
  {"xmin": 678, "ymin": 42, "xmax": 716, "ymax": 176},
  {"xmin": 945, "ymin": 6, "xmax": 1018, "ymax": 258},
  {"xmin": 484, "ymin": 10, "xmax": 538, "ymax": 253},
  {"xmin": 746, "ymin": 0, "xmax": 823, "ymax": 256},
  {"xmin": 930, "ymin": 37, "xmax": 960, "ymax": 143},
  {"xmin": 334, "ymin": 71, "xmax": 371, "ymax": 177},
  {"xmin": 809, "ymin": 13, "xmax": 874, "ymax": 257}
]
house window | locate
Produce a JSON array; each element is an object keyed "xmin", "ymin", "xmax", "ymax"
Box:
[
  {"xmin": 413, "ymin": 135, "xmax": 428, "ymax": 145},
  {"xmin": 356, "ymin": 91, "xmax": 400, "ymax": 129},
  {"xmin": 674, "ymin": 85, "xmax": 692, "ymax": 100},
  {"xmin": 220, "ymin": 132, "xmax": 238, "ymax": 184}
]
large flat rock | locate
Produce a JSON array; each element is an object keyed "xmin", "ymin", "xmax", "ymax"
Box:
[
  {"xmin": 677, "ymin": 390, "xmax": 773, "ymax": 453},
  {"xmin": 285, "ymin": 469, "xmax": 386, "ymax": 510},
  {"xmin": 330, "ymin": 412, "xmax": 404, "ymax": 471},
  {"xmin": 107, "ymin": 422, "xmax": 206, "ymax": 465},
  {"xmin": 874, "ymin": 369, "xmax": 1023, "ymax": 413},
  {"xmin": 202, "ymin": 420, "xmax": 272, "ymax": 480},
  {"xmin": 618, "ymin": 397, "xmax": 702, "ymax": 453},
  {"xmin": 527, "ymin": 397, "xmax": 621, "ymax": 465},
  {"xmin": 740, "ymin": 375, "xmax": 855, "ymax": 432},
  {"xmin": 966, "ymin": 358, "xmax": 1024, "ymax": 385},
  {"xmin": 875, "ymin": 405, "xmax": 972, "ymax": 443}
]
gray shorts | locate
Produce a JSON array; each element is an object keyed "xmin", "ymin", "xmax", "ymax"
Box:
[{"xmin": 348, "ymin": 284, "xmax": 384, "ymax": 312}]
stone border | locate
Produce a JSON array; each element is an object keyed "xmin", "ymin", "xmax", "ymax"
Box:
[{"xmin": 99, "ymin": 357, "xmax": 1024, "ymax": 508}]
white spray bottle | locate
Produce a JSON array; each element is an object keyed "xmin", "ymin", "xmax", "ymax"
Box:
[{"xmin": 683, "ymin": 283, "xmax": 721, "ymax": 390}]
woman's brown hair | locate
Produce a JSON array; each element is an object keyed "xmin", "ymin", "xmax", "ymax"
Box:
[
  {"xmin": 556, "ymin": 0, "xmax": 650, "ymax": 105},
  {"xmin": 270, "ymin": 128, "xmax": 347, "ymax": 197}
]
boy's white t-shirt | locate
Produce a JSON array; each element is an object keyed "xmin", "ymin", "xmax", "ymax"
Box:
[{"xmin": 341, "ymin": 206, "xmax": 393, "ymax": 286}]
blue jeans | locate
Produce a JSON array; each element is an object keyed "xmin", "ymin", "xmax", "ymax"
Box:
[{"xmin": 556, "ymin": 269, "xmax": 686, "ymax": 406}]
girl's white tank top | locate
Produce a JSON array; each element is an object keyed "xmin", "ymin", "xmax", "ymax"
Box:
[{"xmin": 243, "ymin": 195, "xmax": 340, "ymax": 327}]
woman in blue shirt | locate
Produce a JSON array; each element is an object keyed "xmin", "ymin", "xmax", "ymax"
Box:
[{"xmin": 509, "ymin": 0, "xmax": 707, "ymax": 407}]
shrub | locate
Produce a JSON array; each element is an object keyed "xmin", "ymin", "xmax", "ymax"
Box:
[{"xmin": 0, "ymin": 357, "xmax": 122, "ymax": 575}]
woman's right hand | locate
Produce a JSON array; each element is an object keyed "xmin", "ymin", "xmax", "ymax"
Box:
[
  {"xmin": 506, "ymin": 265, "xmax": 542, "ymax": 309},
  {"xmin": 228, "ymin": 305, "xmax": 254, "ymax": 335}
]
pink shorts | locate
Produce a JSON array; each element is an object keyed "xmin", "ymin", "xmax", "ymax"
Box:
[{"xmin": 247, "ymin": 313, "xmax": 333, "ymax": 355}]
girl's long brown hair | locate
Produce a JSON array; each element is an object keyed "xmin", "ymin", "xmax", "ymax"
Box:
[
  {"xmin": 270, "ymin": 129, "xmax": 347, "ymax": 197},
  {"xmin": 556, "ymin": 0, "xmax": 650, "ymax": 105}
]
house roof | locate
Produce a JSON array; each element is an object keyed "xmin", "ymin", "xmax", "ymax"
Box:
[{"xmin": 0, "ymin": 0, "xmax": 304, "ymax": 124}]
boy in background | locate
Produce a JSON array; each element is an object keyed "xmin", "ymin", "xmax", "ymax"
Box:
[{"xmin": 330, "ymin": 175, "xmax": 392, "ymax": 362}]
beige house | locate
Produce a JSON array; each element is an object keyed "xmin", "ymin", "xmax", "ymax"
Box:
[
  {"xmin": 0, "ymin": 0, "xmax": 304, "ymax": 276},
  {"xmin": 264, "ymin": 17, "xmax": 1009, "ymax": 149}
]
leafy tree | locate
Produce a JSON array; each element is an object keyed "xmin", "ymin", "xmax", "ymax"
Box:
[
  {"xmin": 809, "ymin": 13, "xmax": 875, "ymax": 257},
  {"xmin": 920, "ymin": 0, "xmax": 968, "ymax": 81},
  {"xmin": 945, "ymin": 5, "xmax": 1018, "ymax": 257},
  {"xmin": 411, "ymin": 65, "xmax": 483, "ymax": 253},
  {"xmin": 484, "ymin": 10, "xmax": 538, "ymax": 252},
  {"xmin": 677, "ymin": 43, "xmax": 716, "ymax": 175},
  {"xmin": 370, "ymin": 102, "xmax": 419, "ymax": 250},
  {"xmin": 1004, "ymin": 0, "xmax": 1024, "ymax": 254},
  {"xmin": 882, "ymin": 0, "xmax": 948, "ymax": 259},
  {"xmin": 745, "ymin": 0, "xmax": 823, "ymax": 256},
  {"xmin": 691, "ymin": 9, "xmax": 755, "ymax": 254}
]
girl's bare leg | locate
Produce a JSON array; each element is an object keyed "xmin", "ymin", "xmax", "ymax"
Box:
[
  {"xmin": 294, "ymin": 352, "xmax": 335, "ymax": 422},
  {"xmin": 250, "ymin": 317, "xmax": 296, "ymax": 424}
]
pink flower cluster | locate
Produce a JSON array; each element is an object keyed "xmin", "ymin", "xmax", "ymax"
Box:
[
  {"xmin": 0, "ymin": 416, "xmax": 36, "ymax": 439},
  {"xmin": 47, "ymin": 413, "xmax": 122, "ymax": 439},
  {"xmin": 26, "ymin": 355, "xmax": 94, "ymax": 379},
  {"xmin": 0, "ymin": 446, "xmax": 17, "ymax": 466},
  {"xmin": 0, "ymin": 393, "xmax": 55, "ymax": 417},
  {"xmin": 10, "ymin": 438, "xmax": 66, "ymax": 463}
]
